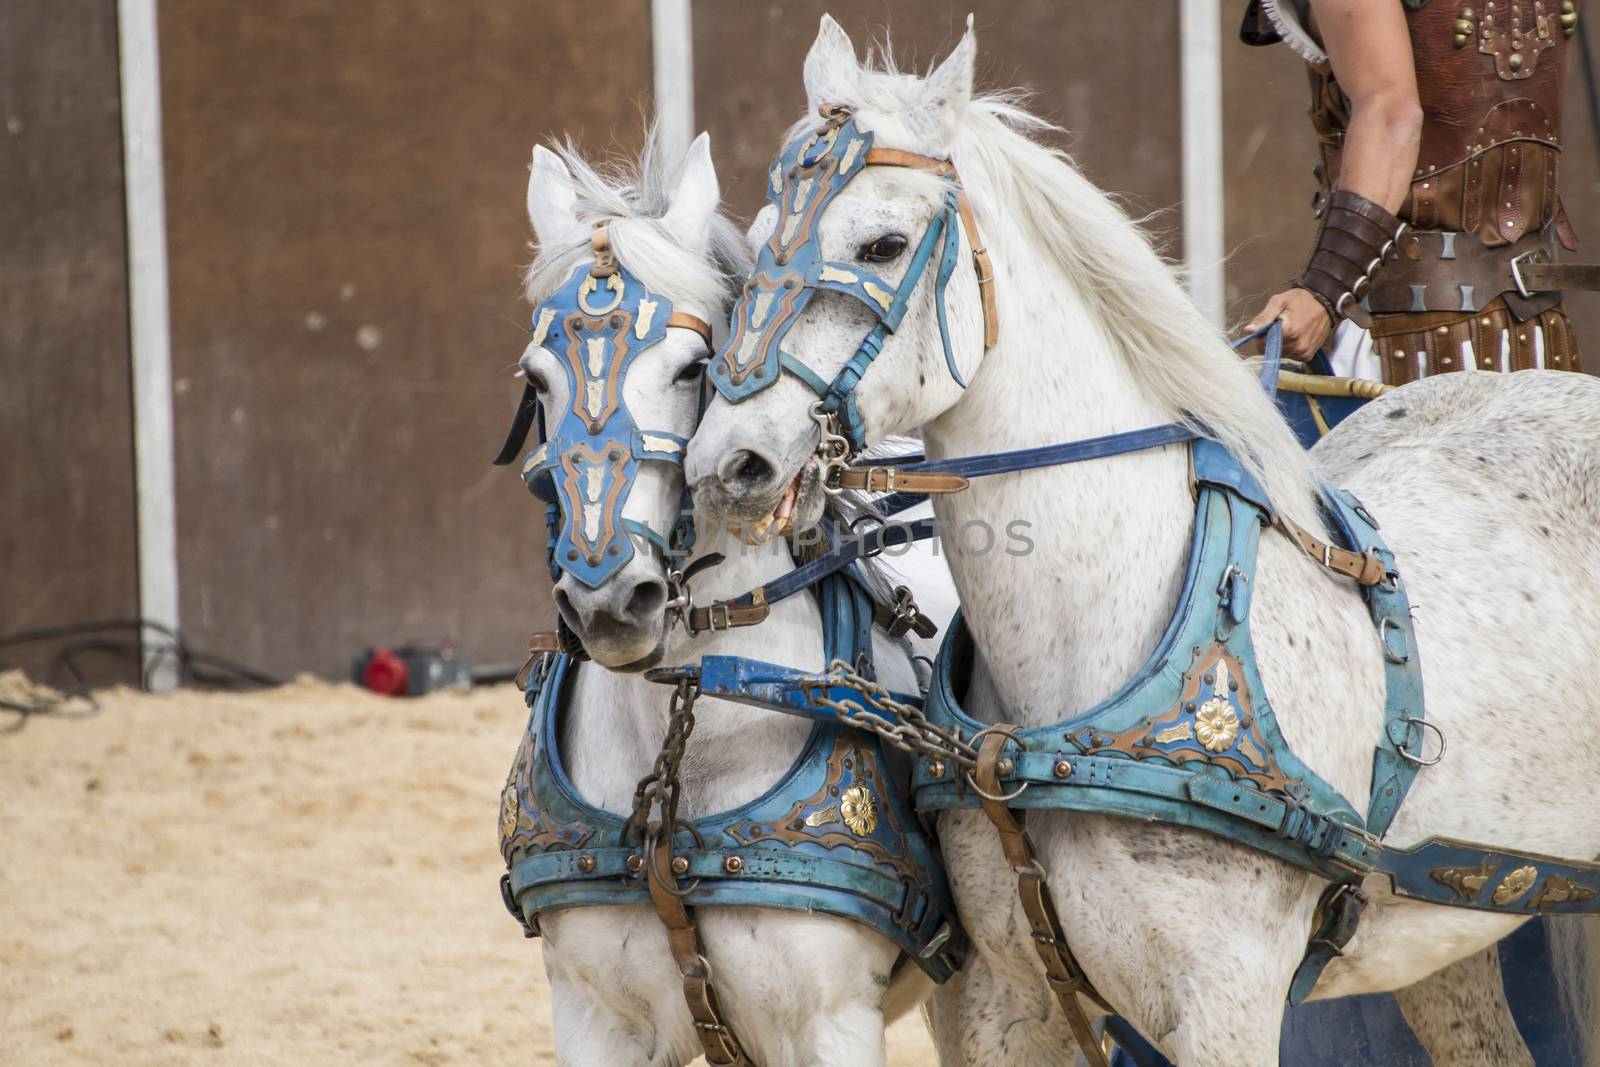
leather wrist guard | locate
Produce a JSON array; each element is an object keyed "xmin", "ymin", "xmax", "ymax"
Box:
[{"xmin": 1295, "ymin": 189, "xmax": 1406, "ymax": 328}]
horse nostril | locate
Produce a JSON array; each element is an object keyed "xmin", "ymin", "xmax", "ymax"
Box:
[
  {"xmin": 623, "ymin": 579, "xmax": 667, "ymax": 622},
  {"xmin": 717, "ymin": 448, "xmax": 778, "ymax": 494}
]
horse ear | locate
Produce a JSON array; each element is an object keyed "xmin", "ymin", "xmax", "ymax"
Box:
[
  {"xmin": 661, "ymin": 132, "xmax": 720, "ymax": 252},
  {"xmin": 528, "ymin": 145, "xmax": 586, "ymax": 249},
  {"xmin": 746, "ymin": 204, "xmax": 778, "ymax": 258},
  {"xmin": 909, "ymin": 15, "xmax": 977, "ymax": 147},
  {"xmin": 803, "ymin": 14, "xmax": 858, "ymax": 113}
]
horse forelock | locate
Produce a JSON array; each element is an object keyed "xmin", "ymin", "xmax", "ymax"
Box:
[{"xmin": 521, "ymin": 132, "xmax": 752, "ymax": 321}]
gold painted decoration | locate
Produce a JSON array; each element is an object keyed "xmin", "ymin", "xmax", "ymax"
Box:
[
  {"xmin": 499, "ymin": 783, "xmax": 520, "ymax": 843},
  {"xmin": 862, "ymin": 281, "xmax": 894, "ymax": 312},
  {"xmin": 840, "ymin": 137, "xmax": 865, "ymax": 172},
  {"xmin": 819, "ymin": 264, "xmax": 859, "ymax": 284},
  {"xmin": 1236, "ymin": 735, "xmax": 1266, "ymax": 769},
  {"xmin": 577, "ymin": 272, "xmax": 625, "ymax": 315},
  {"xmin": 638, "ymin": 433, "xmax": 682, "ymax": 455},
  {"xmin": 1493, "ymin": 865, "xmax": 1539, "ymax": 905},
  {"xmin": 840, "ymin": 784, "xmax": 879, "ymax": 835},
  {"xmin": 1532, "ymin": 875, "xmax": 1597, "ymax": 909},
  {"xmin": 804, "ymin": 806, "xmax": 841, "ymax": 827},
  {"xmin": 1195, "ymin": 698, "xmax": 1240, "ymax": 752},
  {"xmin": 634, "ymin": 298, "xmax": 658, "ymax": 339},
  {"xmin": 1430, "ymin": 859, "xmax": 1499, "ymax": 901},
  {"xmin": 531, "ymin": 307, "xmax": 557, "ymax": 348},
  {"xmin": 522, "ymin": 444, "xmax": 548, "ymax": 474},
  {"xmin": 1154, "ymin": 722, "xmax": 1194, "ymax": 745}
]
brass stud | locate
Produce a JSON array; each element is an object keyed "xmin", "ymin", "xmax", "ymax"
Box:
[
  {"xmin": 625, "ymin": 854, "xmax": 643, "ymax": 873},
  {"xmin": 928, "ymin": 760, "xmax": 946, "ymax": 779},
  {"xmin": 1442, "ymin": 355, "xmax": 1454, "ymax": 366},
  {"xmin": 1509, "ymin": 52, "xmax": 1525, "ymax": 72},
  {"xmin": 1481, "ymin": 316, "xmax": 1494, "ymax": 326},
  {"xmin": 576, "ymin": 854, "xmax": 596, "ymax": 873},
  {"xmin": 1054, "ymin": 760, "xmax": 1073, "ymax": 778},
  {"xmin": 1435, "ymin": 326, "xmax": 1450, "ymax": 336},
  {"xmin": 996, "ymin": 758, "xmax": 1014, "ymax": 776},
  {"xmin": 671, "ymin": 856, "xmax": 689, "ymax": 875},
  {"xmin": 723, "ymin": 855, "xmax": 744, "ymax": 874}
]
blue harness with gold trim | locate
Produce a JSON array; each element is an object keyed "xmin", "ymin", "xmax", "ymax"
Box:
[{"xmin": 498, "ymin": 567, "xmax": 968, "ymax": 984}]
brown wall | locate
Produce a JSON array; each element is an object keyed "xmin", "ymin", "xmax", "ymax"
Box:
[
  {"xmin": 0, "ymin": 0, "xmax": 140, "ymax": 684},
  {"xmin": 10, "ymin": 4, "xmax": 1597, "ymax": 687},
  {"xmin": 157, "ymin": 1, "xmax": 651, "ymax": 678},
  {"xmin": 694, "ymin": 2, "xmax": 1183, "ymax": 251}
]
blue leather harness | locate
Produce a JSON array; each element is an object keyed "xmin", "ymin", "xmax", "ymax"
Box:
[
  {"xmin": 499, "ymin": 569, "xmax": 969, "ymax": 984},
  {"xmin": 494, "ymin": 230, "xmax": 969, "ymax": 1063}
]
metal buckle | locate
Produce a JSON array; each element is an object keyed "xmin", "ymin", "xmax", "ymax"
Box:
[{"xmin": 1510, "ymin": 249, "xmax": 1541, "ymax": 299}]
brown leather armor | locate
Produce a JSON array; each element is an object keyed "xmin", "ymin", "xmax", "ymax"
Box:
[{"xmin": 1253, "ymin": 0, "xmax": 1584, "ymax": 383}]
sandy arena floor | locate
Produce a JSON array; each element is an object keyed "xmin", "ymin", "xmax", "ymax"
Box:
[{"xmin": 0, "ymin": 672, "xmax": 937, "ymax": 1066}]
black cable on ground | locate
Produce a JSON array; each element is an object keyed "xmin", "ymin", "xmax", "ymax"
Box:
[{"xmin": 0, "ymin": 618, "xmax": 284, "ymax": 733}]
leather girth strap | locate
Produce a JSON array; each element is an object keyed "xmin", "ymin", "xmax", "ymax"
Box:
[
  {"xmin": 974, "ymin": 730, "xmax": 1113, "ymax": 1067},
  {"xmin": 1275, "ymin": 513, "xmax": 1388, "ymax": 586},
  {"xmin": 862, "ymin": 147, "xmax": 999, "ymax": 349},
  {"xmin": 831, "ymin": 466, "xmax": 970, "ymax": 494},
  {"xmin": 646, "ymin": 838, "xmax": 755, "ymax": 1066}
]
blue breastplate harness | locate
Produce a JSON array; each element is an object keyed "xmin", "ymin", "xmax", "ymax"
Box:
[
  {"xmin": 498, "ymin": 568, "xmax": 969, "ymax": 983},
  {"xmin": 904, "ymin": 432, "xmax": 1600, "ymax": 1001}
]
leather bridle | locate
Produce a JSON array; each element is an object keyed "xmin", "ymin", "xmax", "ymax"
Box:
[
  {"xmin": 710, "ymin": 105, "xmax": 998, "ymax": 468},
  {"xmin": 494, "ymin": 220, "xmax": 712, "ymax": 591}
]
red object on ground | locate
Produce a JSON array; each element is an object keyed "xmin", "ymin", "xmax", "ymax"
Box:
[{"xmin": 361, "ymin": 647, "xmax": 409, "ymax": 695}]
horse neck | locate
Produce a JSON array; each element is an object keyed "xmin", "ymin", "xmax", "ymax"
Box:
[
  {"xmin": 923, "ymin": 222, "xmax": 1197, "ymax": 723},
  {"xmin": 562, "ymin": 519, "xmax": 824, "ymax": 816}
]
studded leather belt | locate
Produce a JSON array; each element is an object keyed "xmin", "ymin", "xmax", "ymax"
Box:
[{"xmin": 1365, "ymin": 226, "xmax": 1600, "ymax": 319}]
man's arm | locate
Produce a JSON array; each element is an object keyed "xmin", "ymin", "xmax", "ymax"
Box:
[{"xmin": 1245, "ymin": 0, "xmax": 1424, "ymax": 360}]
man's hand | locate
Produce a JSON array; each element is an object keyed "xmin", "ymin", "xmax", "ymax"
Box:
[{"xmin": 1245, "ymin": 287, "xmax": 1335, "ymax": 361}]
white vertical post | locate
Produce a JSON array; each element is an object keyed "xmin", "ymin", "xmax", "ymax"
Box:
[
  {"xmin": 1181, "ymin": 0, "xmax": 1226, "ymax": 326},
  {"xmin": 118, "ymin": 0, "xmax": 181, "ymax": 690},
  {"xmin": 651, "ymin": 0, "xmax": 695, "ymax": 162}
]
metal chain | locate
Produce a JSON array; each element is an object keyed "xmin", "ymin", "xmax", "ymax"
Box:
[
  {"xmin": 808, "ymin": 658, "xmax": 980, "ymax": 769},
  {"xmin": 624, "ymin": 678, "xmax": 701, "ymax": 847}
]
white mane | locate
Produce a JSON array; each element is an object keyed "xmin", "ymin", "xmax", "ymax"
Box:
[
  {"xmin": 796, "ymin": 46, "xmax": 1322, "ymax": 526},
  {"xmin": 522, "ymin": 134, "xmax": 753, "ymax": 316},
  {"xmin": 955, "ymin": 97, "xmax": 1320, "ymax": 524}
]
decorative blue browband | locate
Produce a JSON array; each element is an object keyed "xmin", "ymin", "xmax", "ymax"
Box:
[
  {"xmin": 499, "ymin": 573, "xmax": 970, "ymax": 983},
  {"xmin": 910, "ymin": 439, "xmax": 1600, "ymax": 993},
  {"xmin": 493, "ymin": 253, "xmax": 703, "ymax": 588},
  {"xmin": 710, "ymin": 109, "xmax": 991, "ymax": 451}
]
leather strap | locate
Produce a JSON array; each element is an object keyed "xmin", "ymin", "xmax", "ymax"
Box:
[
  {"xmin": 589, "ymin": 220, "xmax": 618, "ymax": 278},
  {"xmin": 973, "ymin": 731, "xmax": 1112, "ymax": 1066},
  {"xmin": 646, "ymin": 838, "xmax": 755, "ymax": 1066},
  {"xmin": 831, "ymin": 466, "xmax": 970, "ymax": 494},
  {"xmin": 1276, "ymin": 513, "xmax": 1389, "ymax": 586},
  {"xmin": 666, "ymin": 310, "xmax": 714, "ymax": 347},
  {"xmin": 1515, "ymin": 262, "xmax": 1600, "ymax": 293},
  {"xmin": 864, "ymin": 147, "xmax": 999, "ymax": 349},
  {"xmin": 685, "ymin": 600, "xmax": 771, "ymax": 633}
]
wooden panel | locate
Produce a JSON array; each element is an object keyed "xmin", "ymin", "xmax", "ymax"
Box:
[
  {"xmin": 0, "ymin": 0, "xmax": 140, "ymax": 683},
  {"xmin": 1223, "ymin": 7, "xmax": 1600, "ymax": 366},
  {"xmin": 159, "ymin": 1, "xmax": 651, "ymax": 678},
  {"xmin": 694, "ymin": 1, "xmax": 1183, "ymax": 251}
]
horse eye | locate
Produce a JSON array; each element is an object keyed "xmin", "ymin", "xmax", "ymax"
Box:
[
  {"xmin": 674, "ymin": 359, "xmax": 706, "ymax": 384},
  {"xmin": 858, "ymin": 233, "xmax": 909, "ymax": 263}
]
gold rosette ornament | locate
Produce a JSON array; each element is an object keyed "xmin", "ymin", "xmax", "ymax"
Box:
[
  {"xmin": 840, "ymin": 783, "xmax": 879, "ymax": 835},
  {"xmin": 1194, "ymin": 698, "xmax": 1240, "ymax": 752}
]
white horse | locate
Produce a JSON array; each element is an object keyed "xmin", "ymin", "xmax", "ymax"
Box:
[
  {"xmin": 685, "ymin": 18, "xmax": 1600, "ymax": 1067},
  {"xmin": 510, "ymin": 133, "xmax": 957, "ymax": 1066}
]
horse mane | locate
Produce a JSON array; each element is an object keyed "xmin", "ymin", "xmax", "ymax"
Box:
[
  {"xmin": 955, "ymin": 97, "xmax": 1321, "ymax": 524},
  {"xmin": 799, "ymin": 44, "xmax": 1322, "ymax": 527},
  {"xmin": 521, "ymin": 131, "xmax": 754, "ymax": 316}
]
